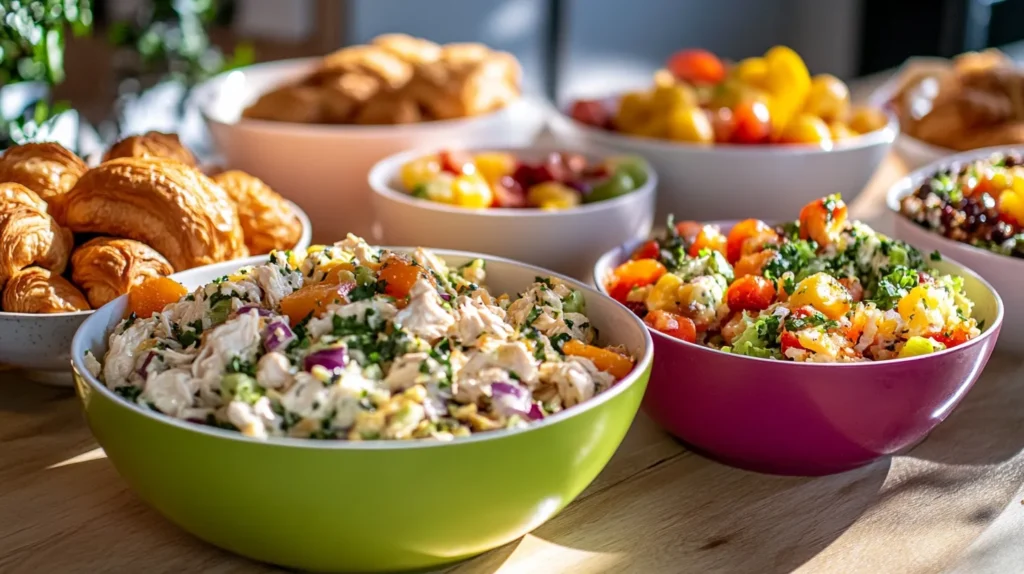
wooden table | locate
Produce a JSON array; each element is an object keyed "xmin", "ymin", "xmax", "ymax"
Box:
[{"xmin": 2, "ymin": 153, "xmax": 1024, "ymax": 574}]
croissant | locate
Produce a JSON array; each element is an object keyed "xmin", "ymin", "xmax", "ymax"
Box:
[
  {"xmin": 243, "ymin": 85, "xmax": 326, "ymax": 123},
  {"xmin": 0, "ymin": 204, "xmax": 73, "ymax": 289},
  {"xmin": 0, "ymin": 142, "xmax": 87, "ymax": 220},
  {"xmin": 0, "ymin": 182, "xmax": 48, "ymax": 212},
  {"xmin": 2, "ymin": 267, "xmax": 89, "ymax": 313},
  {"xmin": 103, "ymin": 131, "xmax": 198, "ymax": 166},
  {"xmin": 62, "ymin": 158, "xmax": 248, "ymax": 270},
  {"xmin": 212, "ymin": 171, "xmax": 302, "ymax": 254},
  {"xmin": 71, "ymin": 237, "xmax": 175, "ymax": 307}
]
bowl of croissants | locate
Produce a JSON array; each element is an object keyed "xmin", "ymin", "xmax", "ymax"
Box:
[
  {"xmin": 0, "ymin": 132, "xmax": 311, "ymax": 384},
  {"xmin": 193, "ymin": 33, "xmax": 547, "ymax": 241},
  {"xmin": 871, "ymin": 49, "xmax": 1024, "ymax": 169}
]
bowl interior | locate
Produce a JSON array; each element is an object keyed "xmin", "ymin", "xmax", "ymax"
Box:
[
  {"xmin": 72, "ymin": 248, "xmax": 654, "ymax": 449},
  {"xmin": 369, "ymin": 144, "xmax": 657, "ymax": 217}
]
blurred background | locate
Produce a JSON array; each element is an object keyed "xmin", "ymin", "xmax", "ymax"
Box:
[{"xmin": 4, "ymin": 0, "xmax": 1024, "ymax": 156}]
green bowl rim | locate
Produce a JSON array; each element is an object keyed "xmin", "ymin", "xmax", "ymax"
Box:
[{"xmin": 71, "ymin": 247, "xmax": 655, "ymax": 451}]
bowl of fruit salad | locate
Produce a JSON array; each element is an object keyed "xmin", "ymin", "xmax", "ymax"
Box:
[
  {"xmin": 552, "ymin": 46, "xmax": 897, "ymax": 222},
  {"xmin": 889, "ymin": 146, "xmax": 1024, "ymax": 349},
  {"xmin": 369, "ymin": 146, "xmax": 656, "ymax": 280},
  {"xmin": 594, "ymin": 195, "xmax": 1002, "ymax": 476},
  {"xmin": 70, "ymin": 235, "xmax": 653, "ymax": 572}
]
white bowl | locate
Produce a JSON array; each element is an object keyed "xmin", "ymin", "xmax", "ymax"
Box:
[
  {"xmin": 866, "ymin": 56, "xmax": 957, "ymax": 170},
  {"xmin": 369, "ymin": 146, "xmax": 656, "ymax": 281},
  {"xmin": 193, "ymin": 58, "xmax": 548, "ymax": 243},
  {"xmin": 548, "ymin": 101, "xmax": 897, "ymax": 223},
  {"xmin": 0, "ymin": 202, "xmax": 312, "ymax": 385},
  {"xmin": 886, "ymin": 145, "xmax": 1024, "ymax": 349}
]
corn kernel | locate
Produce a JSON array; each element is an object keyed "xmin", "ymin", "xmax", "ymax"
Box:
[
  {"xmin": 788, "ymin": 272, "xmax": 852, "ymax": 320},
  {"xmin": 646, "ymin": 273, "xmax": 684, "ymax": 312}
]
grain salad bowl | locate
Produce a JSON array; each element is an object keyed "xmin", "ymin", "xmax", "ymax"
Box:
[
  {"xmin": 0, "ymin": 202, "xmax": 311, "ymax": 386},
  {"xmin": 369, "ymin": 146, "xmax": 656, "ymax": 281},
  {"xmin": 594, "ymin": 236, "xmax": 1002, "ymax": 476},
  {"xmin": 887, "ymin": 145, "xmax": 1024, "ymax": 349},
  {"xmin": 71, "ymin": 250, "xmax": 653, "ymax": 573}
]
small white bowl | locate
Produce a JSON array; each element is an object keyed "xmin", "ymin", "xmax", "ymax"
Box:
[
  {"xmin": 193, "ymin": 58, "xmax": 547, "ymax": 242},
  {"xmin": 369, "ymin": 146, "xmax": 656, "ymax": 281},
  {"xmin": 866, "ymin": 56, "xmax": 957, "ymax": 170},
  {"xmin": 548, "ymin": 100, "xmax": 897, "ymax": 223},
  {"xmin": 886, "ymin": 145, "xmax": 1024, "ymax": 349},
  {"xmin": 0, "ymin": 202, "xmax": 312, "ymax": 385}
]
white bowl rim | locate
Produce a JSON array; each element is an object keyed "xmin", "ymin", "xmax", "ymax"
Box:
[
  {"xmin": 71, "ymin": 247, "xmax": 655, "ymax": 451},
  {"xmin": 592, "ymin": 226, "xmax": 1004, "ymax": 368},
  {"xmin": 193, "ymin": 57, "xmax": 535, "ymax": 137},
  {"xmin": 368, "ymin": 144, "xmax": 658, "ymax": 218},
  {"xmin": 0, "ymin": 200, "xmax": 312, "ymax": 319},
  {"xmin": 550, "ymin": 95, "xmax": 899, "ymax": 156},
  {"xmin": 885, "ymin": 144, "xmax": 1024, "ymax": 271}
]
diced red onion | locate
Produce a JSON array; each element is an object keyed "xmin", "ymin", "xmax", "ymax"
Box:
[
  {"xmin": 263, "ymin": 320, "xmax": 295, "ymax": 352},
  {"xmin": 238, "ymin": 304, "xmax": 273, "ymax": 317},
  {"xmin": 136, "ymin": 351, "xmax": 156, "ymax": 379},
  {"xmin": 304, "ymin": 346, "xmax": 348, "ymax": 373},
  {"xmin": 527, "ymin": 403, "xmax": 545, "ymax": 421},
  {"xmin": 491, "ymin": 381, "xmax": 535, "ymax": 419},
  {"xmin": 440, "ymin": 292, "xmax": 452, "ymax": 302}
]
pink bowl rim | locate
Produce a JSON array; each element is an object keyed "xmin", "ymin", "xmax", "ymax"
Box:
[
  {"xmin": 551, "ymin": 93, "xmax": 898, "ymax": 156},
  {"xmin": 885, "ymin": 144, "xmax": 1024, "ymax": 272},
  {"xmin": 368, "ymin": 144, "xmax": 658, "ymax": 218},
  {"xmin": 592, "ymin": 228, "xmax": 1005, "ymax": 369}
]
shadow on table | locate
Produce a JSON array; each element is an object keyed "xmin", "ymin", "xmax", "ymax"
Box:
[
  {"xmin": 504, "ymin": 453, "xmax": 892, "ymax": 573},
  {"xmin": 910, "ymin": 352, "xmax": 1024, "ymax": 467}
]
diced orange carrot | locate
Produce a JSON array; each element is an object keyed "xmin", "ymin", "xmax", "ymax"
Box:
[
  {"xmin": 279, "ymin": 281, "xmax": 355, "ymax": 325},
  {"xmin": 378, "ymin": 255, "xmax": 430, "ymax": 301},
  {"xmin": 562, "ymin": 339, "xmax": 635, "ymax": 379},
  {"xmin": 607, "ymin": 258, "xmax": 666, "ymax": 302},
  {"xmin": 127, "ymin": 277, "xmax": 187, "ymax": 319}
]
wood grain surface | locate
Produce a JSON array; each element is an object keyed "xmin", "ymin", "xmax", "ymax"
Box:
[{"xmin": 2, "ymin": 155, "xmax": 1023, "ymax": 574}]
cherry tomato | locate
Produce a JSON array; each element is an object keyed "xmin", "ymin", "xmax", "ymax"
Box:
[
  {"xmin": 608, "ymin": 259, "xmax": 666, "ymax": 302},
  {"xmin": 726, "ymin": 275, "xmax": 776, "ymax": 312},
  {"xmin": 632, "ymin": 239, "xmax": 661, "ymax": 261},
  {"xmin": 569, "ymin": 99, "xmax": 611, "ymax": 128},
  {"xmin": 930, "ymin": 326, "xmax": 972, "ymax": 349},
  {"xmin": 799, "ymin": 196, "xmax": 848, "ymax": 246},
  {"xmin": 667, "ymin": 49, "xmax": 726, "ymax": 85},
  {"xmin": 688, "ymin": 225, "xmax": 728, "ymax": 257},
  {"xmin": 674, "ymin": 220, "xmax": 704, "ymax": 243},
  {"xmin": 780, "ymin": 331, "xmax": 804, "ymax": 355},
  {"xmin": 726, "ymin": 219, "xmax": 777, "ymax": 263},
  {"xmin": 438, "ymin": 150, "xmax": 475, "ymax": 175},
  {"xmin": 491, "ymin": 175, "xmax": 527, "ymax": 208},
  {"xmin": 731, "ymin": 100, "xmax": 772, "ymax": 144},
  {"xmin": 644, "ymin": 310, "xmax": 697, "ymax": 343},
  {"xmin": 707, "ymin": 107, "xmax": 736, "ymax": 143}
]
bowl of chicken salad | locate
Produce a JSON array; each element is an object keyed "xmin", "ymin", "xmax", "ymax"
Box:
[
  {"xmin": 70, "ymin": 234, "xmax": 653, "ymax": 573},
  {"xmin": 594, "ymin": 195, "xmax": 1002, "ymax": 476}
]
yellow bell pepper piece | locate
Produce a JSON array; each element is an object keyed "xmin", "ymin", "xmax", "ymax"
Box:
[
  {"xmin": 788, "ymin": 272, "xmax": 852, "ymax": 320},
  {"xmin": 898, "ymin": 336, "xmax": 945, "ymax": 358}
]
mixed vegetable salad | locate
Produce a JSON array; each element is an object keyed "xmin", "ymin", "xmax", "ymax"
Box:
[
  {"xmin": 605, "ymin": 195, "xmax": 982, "ymax": 362},
  {"xmin": 88, "ymin": 236, "xmax": 636, "ymax": 440},
  {"xmin": 570, "ymin": 46, "xmax": 888, "ymax": 148},
  {"xmin": 399, "ymin": 149, "xmax": 648, "ymax": 210},
  {"xmin": 899, "ymin": 151, "xmax": 1024, "ymax": 259}
]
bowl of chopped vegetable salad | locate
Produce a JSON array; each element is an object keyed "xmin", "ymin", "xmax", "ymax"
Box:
[
  {"xmin": 71, "ymin": 235, "xmax": 652, "ymax": 572},
  {"xmin": 594, "ymin": 195, "xmax": 1002, "ymax": 476}
]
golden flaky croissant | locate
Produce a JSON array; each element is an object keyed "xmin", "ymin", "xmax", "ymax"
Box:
[
  {"xmin": 2, "ymin": 267, "xmax": 89, "ymax": 313},
  {"xmin": 71, "ymin": 237, "xmax": 175, "ymax": 307},
  {"xmin": 0, "ymin": 204, "xmax": 73, "ymax": 290},
  {"xmin": 212, "ymin": 171, "xmax": 302, "ymax": 254},
  {"xmin": 103, "ymin": 131, "xmax": 198, "ymax": 166},
  {"xmin": 0, "ymin": 182, "xmax": 48, "ymax": 212},
  {"xmin": 0, "ymin": 142, "xmax": 87, "ymax": 219},
  {"xmin": 62, "ymin": 158, "xmax": 247, "ymax": 270}
]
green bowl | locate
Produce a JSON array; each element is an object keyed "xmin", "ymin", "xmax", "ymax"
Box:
[{"xmin": 71, "ymin": 250, "xmax": 653, "ymax": 573}]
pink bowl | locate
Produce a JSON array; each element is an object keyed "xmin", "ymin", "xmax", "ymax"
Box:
[{"xmin": 594, "ymin": 235, "xmax": 1004, "ymax": 476}]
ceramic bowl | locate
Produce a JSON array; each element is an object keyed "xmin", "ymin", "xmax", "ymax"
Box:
[
  {"xmin": 548, "ymin": 98, "xmax": 896, "ymax": 223},
  {"xmin": 193, "ymin": 58, "xmax": 547, "ymax": 242},
  {"xmin": 70, "ymin": 250, "xmax": 653, "ymax": 573},
  {"xmin": 593, "ymin": 236, "xmax": 1003, "ymax": 476},
  {"xmin": 0, "ymin": 202, "xmax": 311, "ymax": 385},
  {"xmin": 369, "ymin": 146, "xmax": 656, "ymax": 281},
  {"xmin": 887, "ymin": 145, "xmax": 1024, "ymax": 349}
]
